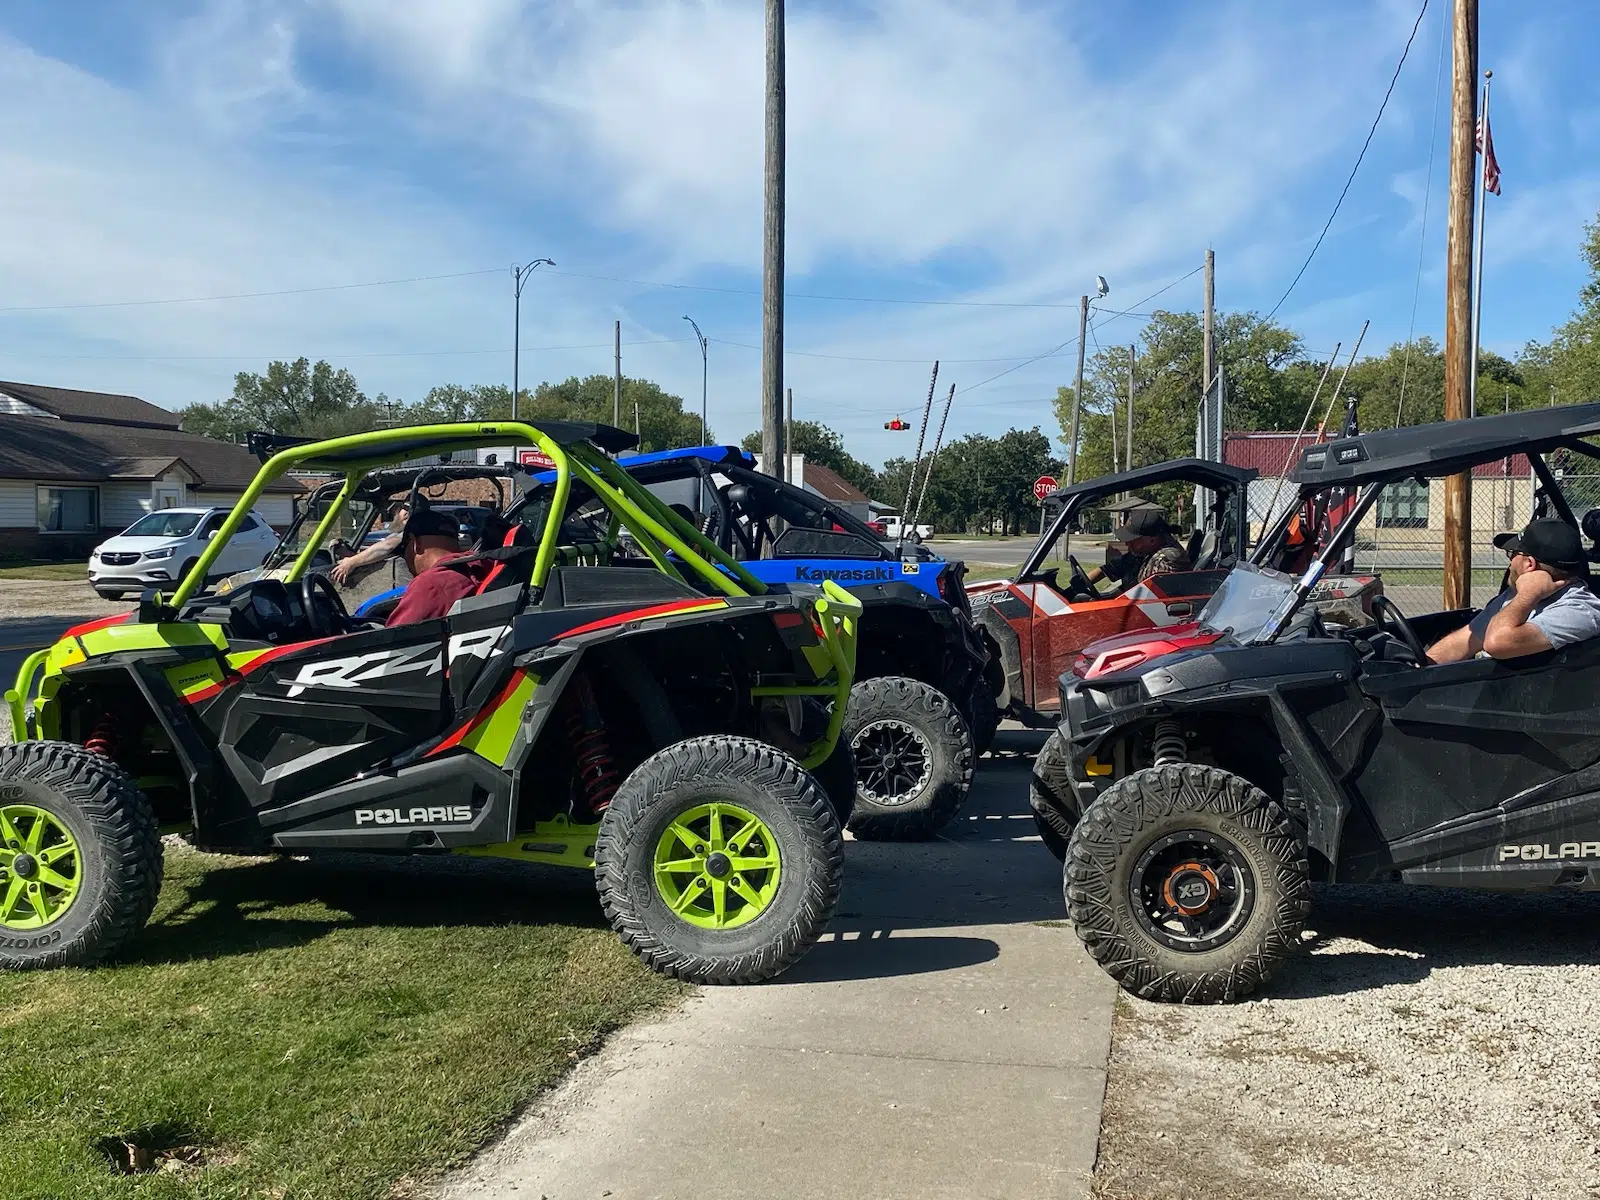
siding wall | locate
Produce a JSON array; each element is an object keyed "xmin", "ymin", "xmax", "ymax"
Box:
[
  {"xmin": 102, "ymin": 482, "xmax": 156, "ymax": 529},
  {"xmin": 0, "ymin": 480, "xmax": 33, "ymax": 528},
  {"xmin": 198, "ymin": 492, "xmax": 294, "ymax": 528}
]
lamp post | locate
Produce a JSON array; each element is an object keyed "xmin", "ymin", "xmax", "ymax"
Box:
[
  {"xmin": 682, "ymin": 315, "xmax": 708, "ymax": 444},
  {"xmin": 512, "ymin": 257, "xmax": 556, "ymax": 421}
]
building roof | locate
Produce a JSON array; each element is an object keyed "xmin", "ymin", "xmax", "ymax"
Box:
[
  {"xmin": 0, "ymin": 380, "xmax": 182, "ymax": 429},
  {"xmin": 0, "ymin": 415, "xmax": 302, "ymax": 492},
  {"xmin": 802, "ymin": 462, "xmax": 868, "ymax": 503}
]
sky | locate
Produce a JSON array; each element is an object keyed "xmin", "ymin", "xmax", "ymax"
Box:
[{"xmin": 1, "ymin": 0, "xmax": 1597, "ymax": 467}]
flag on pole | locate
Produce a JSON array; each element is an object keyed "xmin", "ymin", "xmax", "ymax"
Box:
[{"xmin": 1476, "ymin": 114, "xmax": 1501, "ymax": 196}]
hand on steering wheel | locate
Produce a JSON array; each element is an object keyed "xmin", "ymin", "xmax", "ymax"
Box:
[
  {"xmin": 1067, "ymin": 554, "xmax": 1102, "ymax": 602},
  {"xmin": 302, "ymin": 571, "xmax": 352, "ymax": 638},
  {"xmin": 1371, "ymin": 595, "xmax": 1427, "ymax": 663}
]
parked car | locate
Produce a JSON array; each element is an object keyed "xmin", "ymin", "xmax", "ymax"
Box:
[
  {"xmin": 877, "ymin": 518, "xmax": 932, "ymax": 543},
  {"xmin": 88, "ymin": 507, "xmax": 278, "ymax": 600},
  {"xmin": 1050, "ymin": 402, "xmax": 1600, "ymax": 1002}
]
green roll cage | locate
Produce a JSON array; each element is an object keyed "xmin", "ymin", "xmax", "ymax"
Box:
[{"xmin": 8, "ymin": 422, "xmax": 860, "ymax": 768}]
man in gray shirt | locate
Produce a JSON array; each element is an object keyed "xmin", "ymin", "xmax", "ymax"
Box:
[{"xmin": 1428, "ymin": 518, "xmax": 1600, "ymax": 663}]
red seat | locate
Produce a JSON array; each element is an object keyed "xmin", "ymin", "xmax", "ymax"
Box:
[{"xmin": 476, "ymin": 523, "xmax": 536, "ymax": 595}]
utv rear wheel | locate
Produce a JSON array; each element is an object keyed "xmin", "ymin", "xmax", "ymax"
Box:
[
  {"xmin": 595, "ymin": 736, "xmax": 843, "ymax": 985},
  {"xmin": 0, "ymin": 743, "xmax": 163, "ymax": 970},
  {"xmin": 1030, "ymin": 729, "xmax": 1078, "ymax": 861},
  {"xmin": 844, "ymin": 676, "xmax": 974, "ymax": 841},
  {"xmin": 1065, "ymin": 764, "xmax": 1309, "ymax": 1004}
]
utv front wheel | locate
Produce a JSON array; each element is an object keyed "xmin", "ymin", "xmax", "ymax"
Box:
[
  {"xmin": 595, "ymin": 736, "xmax": 843, "ymax": 985},
  {"xmin": 0, "ymin": 743, "xmax": 163, "ymax": 970},
  {"xmin": 1065, "ymin": 764, "xmax": 1309, "ymax": 1004},
  {"xmin": 844, "ymin": 676, "xmax": 974, "ymax": 841}
]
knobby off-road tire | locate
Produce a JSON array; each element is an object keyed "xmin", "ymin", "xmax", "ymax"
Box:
[
  {"xmin": 595, "ymin": 736, "xmax": 843, "ymax": 985},
  {"xmin": 1064, "ymin": 764, "xmax": 1309, "ymax": 1004},
  {"xmin": 0, "ymin": 742, "xmax": 163, "ymax": 970},
  {"xmin": 843, "ymin": 676, "xmax": 974, "ymax": 842},
  {"xmin": 807, "ymin": 736, "xmax": 857, "ymax": 829},
  {"xmin": 1029, "ymin": 728, "xmax": 1079, "ymax": 861}
]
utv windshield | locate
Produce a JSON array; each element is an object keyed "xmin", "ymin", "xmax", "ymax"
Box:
[
  {"xmin": 1197, "ymin": 563, "xmax": 1299, "ymax": 644},
  {"xmin": 124, "ymin": 511, "xmax": 203, "ymax": 538}
]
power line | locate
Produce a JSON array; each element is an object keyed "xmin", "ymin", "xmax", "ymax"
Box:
[
  {"xmin": 0, "ymin": 337, "xmax": 698, "ymax": 363},
  {"xmin": 1265, "ymin": 0, "xmax": 1431, "ymax": 320},
  {"xmin": 0, "ymin": 269, "xmax": 504, "ymax": 314}
]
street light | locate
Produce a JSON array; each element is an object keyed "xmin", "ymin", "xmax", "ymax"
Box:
[
  {"xmin": 512, "ymin": 258, "xmax": 556, "ymax": 421},
  {"xmin": 682, "ymin": 315, "xmax": 708, "ymax": 445}
]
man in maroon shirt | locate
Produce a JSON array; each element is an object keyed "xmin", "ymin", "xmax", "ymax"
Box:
[{"xmin": 384, "ymin": 508, "xmax": 492, "ymax": 627}]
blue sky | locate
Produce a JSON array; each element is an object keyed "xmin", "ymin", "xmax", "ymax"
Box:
[{"xmin": 1, "ymin": 0, "xmax": 1596, "ymax": 466}]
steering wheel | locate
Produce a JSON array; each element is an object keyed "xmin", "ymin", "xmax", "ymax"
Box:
[
  {"xmin": 302, "ymin": 571, "xmax": 353, "ymax": 638},
  {"xmin": 1370, "ymin": 595, "xmax": 1427, "ymax": 664},
  {"xmin": 1065, "ymin": 554, "xmax": 1102, "ymax": 602}
]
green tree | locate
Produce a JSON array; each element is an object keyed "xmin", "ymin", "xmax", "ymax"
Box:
[
  {"xmin": 514, "ymin": 375, "xmax": 706, "ymax": 452},
  {"xmin": 881, "ymin": 428, "xmax": 1060, "ymax": 535},
  {"xmin": 1520, "ymin": 211, "xmax": 1600, "ymax": 407},
  {"xmin": 405, "ymin": 383, "xmax": 512, "ymax": 423},
  {"xmin": 740, "ymin": 420, "xmax": 879, "ymax": 496},
  {"xmin": 1054, "ymin": 310, "xmax": 1310, "ymax": 480},
  {"xmin": 180, "ymin": 358, "xmax": 379, "ymax": 442}
]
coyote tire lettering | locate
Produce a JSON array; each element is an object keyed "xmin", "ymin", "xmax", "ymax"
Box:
[{"xmin": 353, "ymin": 805, "xmax": 473, "ymax": 827}]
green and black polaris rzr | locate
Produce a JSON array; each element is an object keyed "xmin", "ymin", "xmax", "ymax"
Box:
[{"xmin": 2, "ymin": 421, "xmax": 860, "ymax": 985}]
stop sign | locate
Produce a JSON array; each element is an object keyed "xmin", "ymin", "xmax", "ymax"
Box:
[{"xmin": 1033, "ymin": 475, "xmax": 1058, "ymax": 501}]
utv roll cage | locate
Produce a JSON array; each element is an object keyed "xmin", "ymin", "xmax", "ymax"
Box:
[
  {"xmin": 1016, "ymin": 459, "xmax": 1257, "ymax": 581},
  {"xmin": 1247, "ymin": 401, "xmax": 1600, "ymax": 645}
]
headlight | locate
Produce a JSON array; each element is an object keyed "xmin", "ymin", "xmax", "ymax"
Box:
[{"xmin": 142, "ymin": 547, "xmax": 176, "ymax": 561}]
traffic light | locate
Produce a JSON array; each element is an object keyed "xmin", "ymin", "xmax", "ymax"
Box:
[{"xmin": 884, "ymin": 417, "xmax": 910, "ymax": 430}]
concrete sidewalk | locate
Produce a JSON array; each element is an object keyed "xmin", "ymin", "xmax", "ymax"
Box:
[{"xmin": 436, "ymin": 729, "xmax": 1115, "ymax": 1200}]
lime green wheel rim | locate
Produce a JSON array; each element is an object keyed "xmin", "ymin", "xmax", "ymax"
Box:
[
  {"xmin": 653, "ymin": 802, "xmax": 782, "ymax": 931},
  {"xmin": 0, "ymin": 805, "xmax": 82, "ymax": 931}
]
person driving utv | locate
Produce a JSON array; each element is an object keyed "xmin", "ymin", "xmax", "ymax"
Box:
[
  {"xmin": 384, "ymin": 507, "xmax": 491, "ymax": 626},
  {"xmin": 330, "ymin": 502, "xmax": 408, "ymax": 587},
  {"xmin": 1427, "ymin": 518, "xmax": 1600, "ymax": 663},
  {"xmin": 1085, "ymin": 507, "xmax": 1191, "ymax": 591}
]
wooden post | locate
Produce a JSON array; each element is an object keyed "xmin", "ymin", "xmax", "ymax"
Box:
[
  {"xmin": 613, "ymin": 320, "xmax": 622, "ymax": 428},
  {"xmin": 760, "ymin": 0, "xmax": 786, "ymax": 479},
  {"xmin": 1442, "ymin": 0, "xmax": 1478, "ymax": 610},
  {"xmin": 1068, "ymin": 295, "xmax": 1088, "ymax": 483}
]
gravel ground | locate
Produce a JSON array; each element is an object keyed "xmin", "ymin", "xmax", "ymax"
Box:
[
  {"xmin": 0, "ymin": 580, "xmax": 126, "ymax": 620},
  {"xmin": 1093, "ymin": 883, "xmax": 1600, "ymax": 1200}
]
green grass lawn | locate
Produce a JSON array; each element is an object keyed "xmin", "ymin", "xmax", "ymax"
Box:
[
  {"xmin": 0, "ymin": 845, "xmax": 681, "ymax": 1200},
  {"xmin": 0, "ymin": 561, "xmax": 87, "ymax": 581}
]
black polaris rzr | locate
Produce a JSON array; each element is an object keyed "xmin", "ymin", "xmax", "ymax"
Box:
[
  {"xmin": 2, "ymin": 422, "xmax": 861, "ymax": 986},
  {"xmin": 1047, "ymin": 402, "xmax": 1600, "ymax": 1001}
]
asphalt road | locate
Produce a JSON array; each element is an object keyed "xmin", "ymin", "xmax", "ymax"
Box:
[
  {"xmin": 928, "ymin": 535, "xmax": 1043, "ymax": 567},
  {"xmin": 0, "ymin": 617, "xmax": 77, "ymax": 693}
]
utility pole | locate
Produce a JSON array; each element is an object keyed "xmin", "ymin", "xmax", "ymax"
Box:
[
  {"xmin": 1068, "ymin": 295, "xmax": 1088, "ymax": 483},
  {"xmin": 511, "ymin": 257, "xmax": 555, "ymax": 421},
  {"xmin": 760, "ymin": 0, "xmax": 786, "ymax": 479},
  {"xmin": 785, "ymin": 386, "xmax": 794, "ymax": 483},
  {"xmin": 1442, "ymin": 0, "xmax": 1478, "ymax": 610},
  {"xmin": 1202, "ymin": 248, "xmax": 1215, "ymax": 460},
  {"xmin": 613, "ymin": 320, "xmax": 622, "ymax": 428},
  {"xmin": 1127, "ymin": 344, "xmax": 1136, "ymax": 473}
]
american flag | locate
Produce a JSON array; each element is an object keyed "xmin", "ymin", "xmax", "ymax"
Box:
[{"xmin": 1476, "ymin": 114, "xmax": 1501, "ymax": 196}]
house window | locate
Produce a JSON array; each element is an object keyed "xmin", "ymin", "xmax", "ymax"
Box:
[
  {"xmin": 1377, "ymin": 479, "xmax": 1429, "ymax": 529},
  {"xmin": 36, "ymin": 486, "xmax": 99, "ymax": 533}
]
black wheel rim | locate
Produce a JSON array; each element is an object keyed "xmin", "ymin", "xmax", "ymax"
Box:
[
  {"xmin": 1129, "ymin": 829, "xmax": 1255, "ymax": 952},
  {"xmin": 851, "ymin": 719, "xmax": 933, "ymax": 807}
]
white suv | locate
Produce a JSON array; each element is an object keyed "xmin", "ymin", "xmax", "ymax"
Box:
[{"xmin": 89, "ymin": 507, "xmax": 279, "ymax": 600}]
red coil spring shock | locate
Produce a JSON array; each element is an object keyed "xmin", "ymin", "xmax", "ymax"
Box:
[
  {"xmin": 566, "ymin": 675, "xmax": 618, "ymax": 816},
  {"xmin": 85, "ymin": 714, "xmax": 118, "ymax": 758}
]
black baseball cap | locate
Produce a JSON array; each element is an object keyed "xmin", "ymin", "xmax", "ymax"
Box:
[
  {"xmin": 1498, "ymin": 518, "xmax": 1585, "ymax": 569},
  {"xmin": 1113, "ymin": 507, "xmax": 1171, "ymax": 542},
  {"xmin": 401, "ymin": 506, "xmax": 460, "ymax": 541}
]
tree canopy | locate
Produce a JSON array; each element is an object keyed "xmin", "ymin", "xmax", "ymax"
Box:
[{"xmin": 740, "ymin": 420, "xmax": 879, "ymax": 497}]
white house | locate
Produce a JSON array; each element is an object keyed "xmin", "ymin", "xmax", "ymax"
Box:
[{"xmin": 0, "ymin": 381, "xmax": 303, "ymax": 558}]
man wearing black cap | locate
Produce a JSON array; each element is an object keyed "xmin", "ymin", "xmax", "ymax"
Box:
[
  {"xmin": 384, "ymin": 506, "xmax": 491, "ymax": 627},
  {"xmin": 1427, "ymin": 518, "xmax": 1600, "ymax": 663},
  {"xmin": 1086, "ymin": 506, "xmax": 1191, "ymax": 591}
]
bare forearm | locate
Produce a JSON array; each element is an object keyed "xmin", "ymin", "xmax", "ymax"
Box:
[{"xmin": 1483, "ymin": 594, "xmax": 1552, "ymax": 657}]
